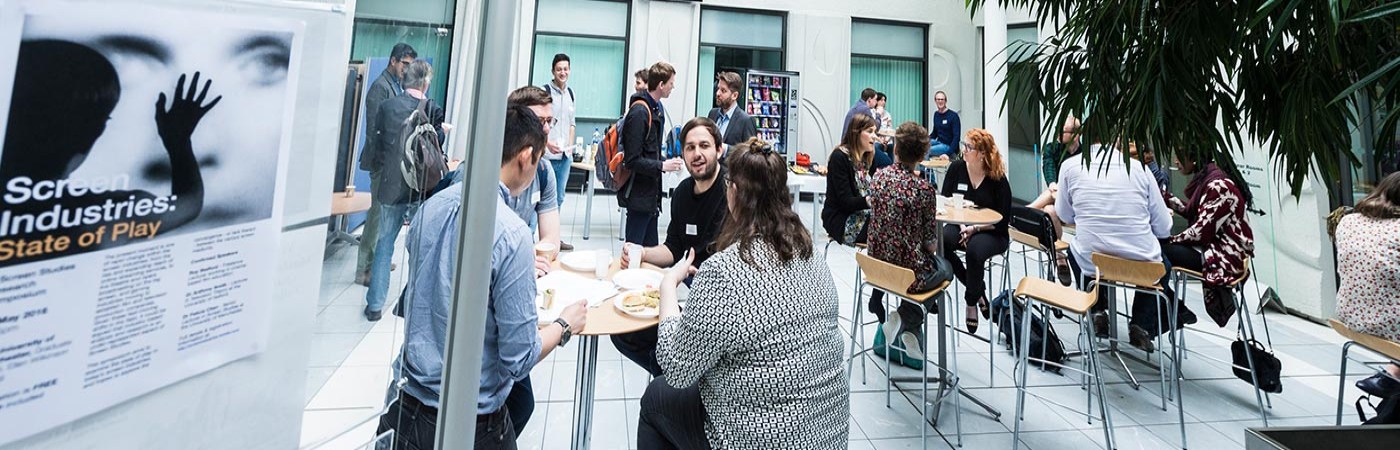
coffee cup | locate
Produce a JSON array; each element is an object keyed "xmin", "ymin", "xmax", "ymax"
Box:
[
  {"xmin": 534, "ymin": 241, "xmax": 559, "ymax": 262},
  {"xmin": 951, "ymin": 193, "xmax": 965, "ymax": 209},
  {"xmin": 624, "ymin": 243, "xmax": 642, "ymax": 270}
]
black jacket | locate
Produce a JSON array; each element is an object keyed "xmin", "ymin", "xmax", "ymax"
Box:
[
  {"xmin": 821, "ymin": 149, "xmax": 871, "ymax": 239},
  {"xmin": 369, "ymin": 93, "xmax": 444, "ymax": 205},
  {"xmin": 620, "ymin": 91, "xmax": 665, "ymax": 213},
  {"xmin": 707, "ymin": 106, "xmax": 758, "ymax": 147},
  {"xmin": 358, "ymin": 69, "xmax": 400, "ymax": 172}
]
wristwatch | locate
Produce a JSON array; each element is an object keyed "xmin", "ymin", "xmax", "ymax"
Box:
[{"xmin": 553, "ymin": 317, "xmax": 572, "ymax": 347}]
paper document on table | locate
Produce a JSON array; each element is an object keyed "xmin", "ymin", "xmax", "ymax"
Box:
[{"xmin": 535, "ymin": 271, "xmax": 619, "ymax": 324}]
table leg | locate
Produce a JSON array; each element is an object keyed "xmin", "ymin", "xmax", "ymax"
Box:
[
  {"xmin": 811, "ymin": 193, "xmax": 823, "ymax": 239},
  {"xmin": 584, "ymin": 173, "xmax": 595, "ymax": 240},
  {"xmin": 570, "ymin": 336, "xmax": 600, "ymax": 450}
]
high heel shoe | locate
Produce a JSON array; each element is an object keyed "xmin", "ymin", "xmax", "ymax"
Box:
[
  {"xmin": 965, "ymin": 304, "xmax": 980, "ymax": 334},
  {"xmin": 978, "ymin": 296, "xmax": 991, "ymax": 319}
]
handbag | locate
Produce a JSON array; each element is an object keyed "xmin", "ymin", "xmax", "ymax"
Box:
[
  {"xmin": 1230, "ymin": 338, "xmax": 1283, "ymax": 393},
  {"xmin": 908, "ymin": 254, "xmax": 954, "ymax": 294},
  {"xmin": 1357, "ymin": 394, "xmax": 1400, "ymax": 425}
]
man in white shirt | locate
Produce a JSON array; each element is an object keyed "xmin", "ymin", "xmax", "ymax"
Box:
[
  {"xmin": 543, "ymin": 53, "xmax": 576, "ymax": 251},
  {"xmin": 1056, "ymin": 143, "xmax": 1182, "ymax": 352}
]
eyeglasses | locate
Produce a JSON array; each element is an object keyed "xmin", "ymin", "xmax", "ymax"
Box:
[
  {"xmin": 961, "ymin": 141, "xmax": 974, "ymax": 151},
  {"xmin": 935, "ymin": 98, "xmax": 947, "ymax": 102},
  {"xmin": 539, "ymin": 116, "xmax": 558, "ymax": 127}
]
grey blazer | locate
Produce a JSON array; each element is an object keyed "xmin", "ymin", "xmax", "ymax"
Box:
[{"xmin": 707, "ymin": 106, "xmax": 759, "ymax": 147}]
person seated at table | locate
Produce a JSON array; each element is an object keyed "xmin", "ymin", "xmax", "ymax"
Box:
[
  {"xmin": 868, "ymin": 121, "xmax": 942, "ymax": 361},
  {"xmin": 940, "ymin": 129, "xmax": 1012, "ymax": 334},
  {"xmin": 614, "ymin": 117, "xmax": 728, "ymax": 377},
  {"xmin": 1161, "ymin": 150, "xmax": 1251, "ymax": 328},
  {"xmin": 1025, "ymin": 115, "xmax": 1081, "ymax": 285},
  {"xmin": 1057, "ymin": 140, "xmax": 1180, "ymax": 352},
  {"xmin": 822, "ymin": 113, "xmax": 880, "ymax": 244},
  {"xmin": 1333, "ymin": 171, "xmax": 1400, "ymax": 398},
  {"xmin": 639, "ymin": 139, "xmax": 849, "ymax": 449},
  {"xmin": 377, "ymin": 105, "xmax": 586, "ymax": 450}
]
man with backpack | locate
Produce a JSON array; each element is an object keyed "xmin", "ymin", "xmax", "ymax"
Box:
[
  {"xmin": 362, "ymin": 60, "xmax": 443, "ymax": 321},
  {"xmin": 619, "ymin": 61, "xmax": 684, "ymax": 246},
  {"xmin": 543, "ymin": 53, "xmax": 577, "ymax": 251}
]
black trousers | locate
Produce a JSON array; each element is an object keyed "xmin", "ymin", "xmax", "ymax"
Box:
[
  {"xmin": 1162, "ymin": 243, "xmax": 1204, "ymax": 273},
  {"xmin": 376, "ymin": 393, "xmax": 517, "ymax": 450},
  {"xmin": 1068, "ymin": 241, "xmax": 1190, "ymax": 337},
  {"xmin": 625, "ymin": 211, "xmax": 660, "ymax": 246},
  {"xmin": 637, "ymin": 377, "xmax": 711, "ymax": 450},
  {"xmin": 942, "ymin": 225, "xmax": 1010, "ymax": 306},
  {"xmin": 612, "ymin": 326, "xmax": 664, "ymax": 376}
]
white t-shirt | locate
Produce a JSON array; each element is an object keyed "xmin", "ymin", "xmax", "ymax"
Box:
[{"xmin": 545, "ymin": 82, "xmax": 576, "ymax": 161}]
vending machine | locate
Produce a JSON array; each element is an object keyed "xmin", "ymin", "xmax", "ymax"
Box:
[{"xmin": 742, "ymin": 69, "xmax": 801, "ymax": 163}]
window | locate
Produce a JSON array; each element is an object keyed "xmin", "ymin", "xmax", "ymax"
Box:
[
  {"xmin": 694, "ymin": 8, "xmax": 785, "ymax": 119},
  {"xmin": 530, "ymin": 0, "xmax": 630, "ymax": 137},
  {"xmin": 349, "ymin": 1, "xmax": 457, "ymax": 106},
  {"xmin": 850, "ymin": 20, "xmax": 927, "ymax": 127},
  {"xmin": 1004, "ymin": 24, "xmax": 1040, "ymax": 203}
]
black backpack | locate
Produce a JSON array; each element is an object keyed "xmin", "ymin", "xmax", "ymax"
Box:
[
  {"xmin": 398, "ymin": 98, "xmax": 446, "ymax": 195},
  {"xmin": 992, "ymin": 290, "xmax": 1067, "ymax": 373}
]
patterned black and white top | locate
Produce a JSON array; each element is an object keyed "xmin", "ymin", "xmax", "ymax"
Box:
[{"xmin": 656, "ymin": 241, "xmax": 850, "ymax": 449}]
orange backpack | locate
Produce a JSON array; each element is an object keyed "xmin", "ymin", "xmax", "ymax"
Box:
[{"xmin": 596, "ymin": 100, "xmax": 652, "ymax": 191}]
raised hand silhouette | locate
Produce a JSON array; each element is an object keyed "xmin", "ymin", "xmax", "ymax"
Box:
[{"xmin": 155, "ymin": 72, "xmax": 221, "ymax": 143}]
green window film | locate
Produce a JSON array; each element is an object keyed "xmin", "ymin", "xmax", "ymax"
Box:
[
  {"xmin": 531, "ymin": 35, "xmax": 627, "ymax": 120},
  {"xmin": 695, "ymin": 46, "xmax": 783, "ymax": 119},
  {"xmin": 849, "ymin": 56, "xmax": 923, "ymax": 127},
  {"xmin": 350, "ymin": 21, "xmax": 455, "ymax": 105}
]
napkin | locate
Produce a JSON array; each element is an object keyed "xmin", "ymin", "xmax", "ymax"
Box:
[{"xmin": 535, "ymin": 271, "xmax": 619, "ymax": 324}]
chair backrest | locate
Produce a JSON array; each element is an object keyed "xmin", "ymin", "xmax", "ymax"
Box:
[
  {"xmin": 855, "ymin": 252, "xmax": 914, "ymax": 295},
  {"xmin": 1091, "ymin": 252, "xmax": 1164, "ymax": 289},
  {"xmin": 1009, "ymin": 229, "xmax": 1048, "ymax": 252},
  {"xmin": 1328, "ymin": 319, "xmax": 1400, "ymax": 362},
  {"xmin": 1228, "ymin": 257, "xmax": 1252, "ymax": 286}
]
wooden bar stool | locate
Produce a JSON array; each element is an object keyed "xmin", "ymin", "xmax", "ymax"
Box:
[
  {"xmin": 853, "ymin": 252, "xmax": 958, "ymax": 448},
  {"xmin": 1090, "ymin": 252, "xmax": 1188, "ymax": 448},
  {"xmin": 1012, "ymin": 276, "xmax": 1117, "ymax": 450},
  {"xmin": 1170, "ymin": 259, "xmax": 1273, "ymax": 424},
  {"xmin": 1329, "ymin": 320, "xmax": 1400, "ymax": 425}
]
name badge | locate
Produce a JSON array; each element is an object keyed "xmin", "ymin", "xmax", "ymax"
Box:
[
  {"xmin": 686, "ymin": 224, "xmax": 698, "ymax": 236},
  {"xmin": 942, "ymin": 119, "xmax": 948, "ymax": 125},
  {"xmin": 957, "ymin": 183, "xmax": 968, "ymax": 192},
  {"xmin": 530, "ymin": 191, "xmax": 541, "ymax": 206}
]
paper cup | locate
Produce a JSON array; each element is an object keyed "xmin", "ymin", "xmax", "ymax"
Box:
[
  {"xmin": 344, "ymin": 185, "xmax": 355, "ymax": 197},
  {"xmin": 951, "ymin": 193, "xmax": 965, "ymax": 209},
  {"xmin": 534, "ymin": 241, "xmax": 559, "ymax": 262},
  {"xmin": 595, "ymin": 250, "xmax": 610, "ymax": 279},
  {"xmin": 624, "ymin": 243, "xmax": 642, "ymax": 269}
]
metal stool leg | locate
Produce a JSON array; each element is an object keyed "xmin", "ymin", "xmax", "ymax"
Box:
[
  {"xmin": 1012, "ymin": 297, "xmax": 1034, "ymax": 448},
  {"xmin": 1237, "ymin": 291, "xmax": 1270, "ymax": 426},
  {"xmin": 1336, "ymin": 341, "xmax": 1354, "ymax": 426}
]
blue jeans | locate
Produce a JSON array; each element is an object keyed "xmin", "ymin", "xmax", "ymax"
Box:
[
  {"xmin": 928, "ymin": 142, "xmax": 954, "ymax": 159},
  {"xmin": 366, "ymin": 202, "xmax": 415, "ymax": 313},
  {"xmin": 549, "ymin": 158, "xmax": 570, "ymax": 209}
]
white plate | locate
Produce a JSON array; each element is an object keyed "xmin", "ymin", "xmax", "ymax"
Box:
[
  {"xmin": 612, "ymin": 269, "xmax": 663, "ymax": 291},
  {"xmin": 613, "ymin": 290, "xmax": 659, "ymax": 319},
  {"xmin": 559, "ymin": 251, "xmax": 596, "ymax": 272}
]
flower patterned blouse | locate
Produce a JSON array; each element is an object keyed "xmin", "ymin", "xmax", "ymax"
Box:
[
  {"xmin": 1334, "ymin": 214, "xmax": 1400, "ymax": 342},
  {"xmin": 868, "ymin": 165, "xmax": 939, "ymax": 275}
]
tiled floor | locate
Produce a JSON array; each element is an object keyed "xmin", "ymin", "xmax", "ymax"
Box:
[{"xmin": 299, "ymin": 188, "xmax": 1383, "ymax": 449}]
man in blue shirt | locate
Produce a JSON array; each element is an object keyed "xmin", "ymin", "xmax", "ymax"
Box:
[
  {"xmin": 376, "ymin": 105, "xmax": 586, "ymax": 450},
  {"xmin": 929, "ymin": 90, "xmax": 960, "ymax": 159},
  {"xmin": 842, "ymin": 87, "xmax": 878, "ymax": 138}
]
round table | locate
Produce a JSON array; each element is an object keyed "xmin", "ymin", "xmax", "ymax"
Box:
[
  {"xmin": 551, "ymin": 257, "xmax": 660, "ymax": 450},
  {"xmin": 327, "ymin": 192, "xmax": 372, "ymax": 249}
]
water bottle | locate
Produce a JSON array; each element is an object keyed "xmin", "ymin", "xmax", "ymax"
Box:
[
  {"xmin": 590, "ymin": 128, "xmax": 601, "ymax": 163},
  {"xmin": 591, "ymin": 128, "xmax": 601, "ymax": 147}
]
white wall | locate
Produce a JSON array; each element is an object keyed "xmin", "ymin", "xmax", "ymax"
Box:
[{"xmin": 1, "ymin": 0, "xmax": 352, "ymax": 448}]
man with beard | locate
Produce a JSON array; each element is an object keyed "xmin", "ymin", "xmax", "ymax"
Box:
[
  {"xmin": 614, "ymin": 116, "xmax": 728, "ymax": 376},
  {"xmin": 706, "ymin": 71, "xmax": 757, "ymax": 147}
]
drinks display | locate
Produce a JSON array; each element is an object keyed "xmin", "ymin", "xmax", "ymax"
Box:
[{"xmin": 743, "ymin": 72, "xmax": 797, "ymax": 155}]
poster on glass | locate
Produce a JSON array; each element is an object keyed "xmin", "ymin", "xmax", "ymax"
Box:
[{"xmin": 0, "ymin": 0, "xmax": 302, "ymax": 445}]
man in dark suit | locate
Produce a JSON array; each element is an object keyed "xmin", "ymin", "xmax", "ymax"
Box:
[
  {"xmin": 706, "ymin": 71, "xmax": 758, "ymax": 147},
  {"xmin": 362, "ymin": 60, "xmax": 444, "ymax": 321},
  {"xmin": 356, "ymin": 43, "xmax": 417, "ymax": 285}
]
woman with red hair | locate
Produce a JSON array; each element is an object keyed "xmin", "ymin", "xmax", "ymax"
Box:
[{"xmin": 941, "ymin": 129, "xmax": 1013, "ymax": 333}]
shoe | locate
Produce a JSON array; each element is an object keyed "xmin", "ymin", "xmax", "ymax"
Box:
[
  {"xmin": 978, "ymin": 296, "xmax": 991, "ymax": 320},
  {"xmin": 1057, "ymin": 263, "xmax": 1073, "ymax": 286},
  {"xmin": 1092, "ymin": 312, "xmax": 1110, "ymax": 338},
  {"xmin": 354, "ymin": 269, "xmax": 370, "ymax": 286},
  {"xmin": 1128, "ymin": 325, "xmax": 1155, "ymax": 353},
  {"xmin": 899, "ymin": 331, "xmax": 925, "ymax": 361},
  {"xmin": 881, "ymin": 312, "xmax": 902, "ymax": 348},
  {"xmin": 365, "ymin": 307, "xmax": 383, "ymax": 322},
  {"xmin": 1357, "ymin": 372, "xmax": 1400, "ymax": 398},
  {"xmin": 1178, "ymin": 304, "xmax": 1199, "ymax": 327},
  {"xmin": 560, "ymin": 241, "xmax": 575, "ymax": 251},
  {"xmin": 965, "ymin": 305, "xmax": 980, "ymax": 334}
]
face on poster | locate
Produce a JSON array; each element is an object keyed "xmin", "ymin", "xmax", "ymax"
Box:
[{"xmin": 0, "ymin": 2, "xmax": 298, "ymax": 268}]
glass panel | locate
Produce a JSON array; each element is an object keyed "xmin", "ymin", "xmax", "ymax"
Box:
[
  {"xmin": 695, "ymin": 46, "xmax": 716, "ymax": 119},
  {"xmin": 1003, "ymin": 27, "xmax": 1041, "ymax": 203},
  {"xmin": 531, "ymin": 35, "xmax": 627, "ymax": 119},
  {"xmin": 356, "ymin": 0, "xmax": 454, "ymax": 23},
  {"xmin": 700, "ymin": 9, "xmax": 783, "ymax": 48},
  {"xmin": 852, "ymin": 21, "xmax": 924, "ymax": 59},
  {"xmin": 536, "ymin": 0, "xmax": 628, "ymax": 38},
  {"xmin": 349, "ymin": 21, "xmax": 455, "ymax": 106},
  {"xmin": 849, "ymin": 56, "xmax": 923, "ymax": 126}
]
